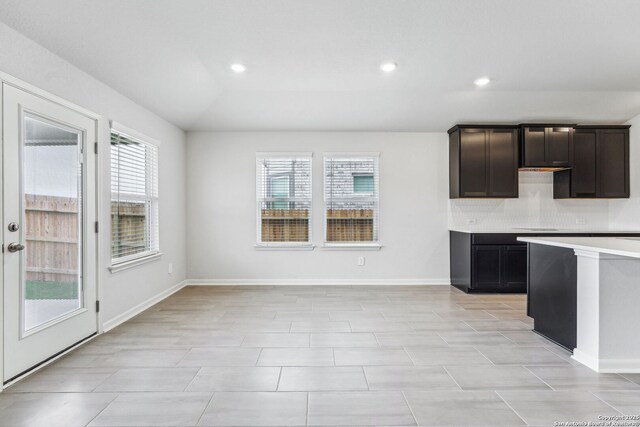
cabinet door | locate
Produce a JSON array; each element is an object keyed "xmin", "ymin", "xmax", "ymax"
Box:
[
  {"xmin": 472, "ymin": 246, "xmax": 502, "ymax": 290},
  {"xmin": 522, "ymin": 127, "xmax": 546, "ymax": 166},
  {"xmin": 501, "ymin": 246, "xmax": 527, "ymax": 291},
  {"xmin": 597, "ymin": 128, "xmax": 629, "ymax": 198},
  {"xmin": 571, "ymin": 129, "xmax": 597, "ymax": 197},
  {"xmin": 459, "ymin": 129, "xmax": 488, "ymax": 197},
  {"xmin": 488, "ymin": 129, "xmax": 518, "ymax": 197},
  {"xmin": 546, "ymin": 127, "xmax": 571, "ymax": 166}
]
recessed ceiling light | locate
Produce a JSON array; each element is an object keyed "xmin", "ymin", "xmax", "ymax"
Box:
[
  {"xmin": 380, "ymin": 62, "xmax": 397, "ymax": 73},
  {"xmin": 474, "ymin": 77, "xmax": 491, "ymax": 87},
  {"xmin": 230, "ymin": 63, "xmax": 247, "ymax": 73}
]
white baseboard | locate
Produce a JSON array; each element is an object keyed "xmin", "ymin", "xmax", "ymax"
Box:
[
  {"xmin": 187, "ymin": 278, "xmax": 451, "ymax": 286},
  {"xmin": 572, "ymin": 349, "xmax": 640, "ymax": 373},
  {"xmin": 102, "ymin": 280, "xmax": 188, "ymax": 332}
]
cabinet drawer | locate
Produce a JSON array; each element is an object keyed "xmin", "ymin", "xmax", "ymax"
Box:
[{"xmin": 471, "ymin": 233, "xmax": 524, "ymax": 245}]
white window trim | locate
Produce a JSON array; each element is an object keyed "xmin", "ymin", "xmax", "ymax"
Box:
[
  {"xmin": 256, "ymin": 152, "xmax": 313, "ymax": 249},
  {"xmin": 323, "ymin": 152, "xmax": 381, "ymax": 249},
  {"xmin": 108, "ymin": 252, "xmax": 163, "ymax": 273},
  {"xmin": 321, "ymin": 243, "xmax": 382, "ymax": 251},
  {"xmin": 110, "ymin": 122, "xmax": 160, "ymax": 269},
  {"xmin": 255, "ymin": 243, "xmax": 316, "ymax": 251}
]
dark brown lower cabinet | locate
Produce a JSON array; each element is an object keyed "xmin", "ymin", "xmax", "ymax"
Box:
[
  {"xmin": 451, "ymin": 231, "xmax": 640, "ymax": 294},
  {"xmin": 472, "ymin": 245, "xmax": 502, "ymax": 289},
  {"xmin": 451, "ymin": 232, "xmax": 527, "ymax": 293},
  {"xmin": 472, "ymin": 245, "xmax": 527, "ymax": 291}
]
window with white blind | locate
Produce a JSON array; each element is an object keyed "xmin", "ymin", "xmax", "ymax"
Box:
[
  {"xmin": 256, "ymin": 153, "xmax": 313, "ymax": 247},
  {"xmin": 110, "ymin": 126, "xmax": 159, "ymax": 265},
  {"xmin": 324, "ymin": 153, "xmax": 380, "ymax": 247}
]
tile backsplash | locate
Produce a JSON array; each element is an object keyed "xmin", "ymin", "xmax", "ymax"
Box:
[{"xmin": 448, "ymin": 172, "xmax": 612, "ymax": 230}]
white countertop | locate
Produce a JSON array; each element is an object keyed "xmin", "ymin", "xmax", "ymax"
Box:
[
  {"xmin": 450, "ymin": 228, "xmax": 640, "ymax": 234},
  {"xmin": 517, "ymin": 236, "xmax": 640, "ymax": 259}
]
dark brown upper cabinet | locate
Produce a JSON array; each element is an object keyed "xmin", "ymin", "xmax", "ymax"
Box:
[
  {"xmin": 520, "ymin": 124, "xmax": 575, "ymax": 168},
  {"xmin": 449, "ymin": 125, "xmax": 519, "ymax": 198},
  {"xmin": 553, "ymin": 126, "xmax": 629, "ymax": 199}
]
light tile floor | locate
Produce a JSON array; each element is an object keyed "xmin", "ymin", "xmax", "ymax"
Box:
[{"xmin": 2, "ymin": 285, "xmax": 640, "ymax": 426}]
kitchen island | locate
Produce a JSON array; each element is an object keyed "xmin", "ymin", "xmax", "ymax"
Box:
[{"xmin": 519, "ymin": 236, "xmax": 640, "ymax": 373}]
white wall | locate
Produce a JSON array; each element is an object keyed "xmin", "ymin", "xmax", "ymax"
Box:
[
  {"xmin": 186, "ymin": 132, "xmax": 450, "ymax": 283},
  {"xmin": 0, "ymin": 22, "xmax": 187, "ymax": 325}
]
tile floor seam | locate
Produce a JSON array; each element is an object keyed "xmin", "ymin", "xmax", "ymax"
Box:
[
  {"xmin": 362, "ymin": 366, "xmax": 371, "ymax": 391},
  {"xmin": 441, "ymin": 365, "xmax": 464, "ymax": 391},
  {"xmin": 483, "ymin": 309, "xmax": 500, "ymax": 319},
  {"xmin": 590, "ymin": 390, "xmax": 627, "ymax": 415},
  {"xmin": 462, "ymin": 319, "xmax": 479, "ymax": 332},
  {"xmin": 182, "ymin": 367, "xmax": 203, "ymax": 392},
  {"xmin": 373, "ymin": 332, "xmax": 382, "ymax": 346},
  {"xmin": 195, "ymin": 391, "xmax": 216, "ymax": 427},
  {"xmin": 276, "ymin": 367, "xmax": 283, "ymax": 391},
  {"xmin": 255, "ymin": 347, "xmax": 264, "ymax": 367},
  {"xmin": 400, "ymin": 390, "xmax": 419, "ymax": 427},
  {"xmin": 89, "ymin": 368, "xmax": 120, "ymax": 393},
  {"xmin": 521, "ymin": 365, "xmax": 557, "ymax": 391},
  {"xmin": 495, "ymin": 390, "xmax": 531, "ymax": 426},
  {"xmin": 82, "ymin": 391, "xmax": 120, "ymax": 427},
  {"xmin": 471, "ymin": 345, "xmax": 498, "ymax": 365},
  {"xmin": 305, "ymin": 391, "xmax": 309, "ymax": 427}
]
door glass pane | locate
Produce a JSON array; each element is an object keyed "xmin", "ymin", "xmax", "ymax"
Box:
[{"xmin": 23, "ymin": 113, "xmax": 83, "ymax": 332}]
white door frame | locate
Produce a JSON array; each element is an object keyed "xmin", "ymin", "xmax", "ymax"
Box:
[{"xmin": 0, "ymin": 71, "xmax": 103, "ymax": 388}]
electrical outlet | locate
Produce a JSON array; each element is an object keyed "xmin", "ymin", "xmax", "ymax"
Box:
[
  {"xmin": 357, "ymin": 256, "xmax": 365, "ymax": 266},
  {"xmin": 168, "ymin": 263, "xmax": 173, "ymax": 274},
  {"xmin": 467, "ymin": 218, "xmax": 477, "ymax": 225},
  {"xmin": 575, "ymin": 218, "xmax": 586, "ymax": 225}
]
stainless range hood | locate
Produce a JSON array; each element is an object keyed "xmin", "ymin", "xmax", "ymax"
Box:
[{"xmin": 518, "ymin": 166, "xmax": 571, "ymax": 172}]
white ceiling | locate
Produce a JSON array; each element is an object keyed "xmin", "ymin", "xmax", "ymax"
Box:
[{"xmin": 1, "ymin": 0, "xmax": 640, "ymax": 132}]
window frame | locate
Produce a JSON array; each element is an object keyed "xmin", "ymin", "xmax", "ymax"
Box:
[
  {"xmin": 109, "ymin": 122, "xmax": 161, "ymax": 271},
  {"xmin": 255, "ymin": 152, "xmax": 314, "ymax": 250},
  {"xmin": 322, "ymin": 152, "xmax": 381, "ymax": 250}
]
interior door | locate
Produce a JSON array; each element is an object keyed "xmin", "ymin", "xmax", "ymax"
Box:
[{"xmin": 3, "ymin": 83, "xmax": 98, "ymax": 382}]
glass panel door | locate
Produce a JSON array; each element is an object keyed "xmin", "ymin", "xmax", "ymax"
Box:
[
  {"xmin": 22, "ymin": 113, "xmax": 83, "ymax": 332},
  {"xmin": 3, "ymin": 82, "xmax": 98, "ymax": 382}
]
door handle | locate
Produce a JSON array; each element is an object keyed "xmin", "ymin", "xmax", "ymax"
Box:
[{"xmin": 7, "ymin": 243, "xmax": 25, "ymax": 253}]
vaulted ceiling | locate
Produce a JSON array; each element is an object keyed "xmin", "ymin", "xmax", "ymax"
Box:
[{"xmin": 1, "ymin": 0, "xmax": 640, "ymax": 131}]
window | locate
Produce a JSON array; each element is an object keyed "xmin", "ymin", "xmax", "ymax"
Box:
[
  {"xmin": 270, "ymin": 175, "xmax": 290, "ymax": 209},
  {"xmin": 353, "ymin": 174, "xmax": 374, "ymax": 194},
  {"xmin": 324, "ymin": 153, "xmax": 380, "ymax": 246},
  {"xmin": 256, "ymin": 153, "xmax": 312, "ymax": 247},
  {"xmin": 110, "ymin": 126, "xmax": 159, "ymax": 265}
]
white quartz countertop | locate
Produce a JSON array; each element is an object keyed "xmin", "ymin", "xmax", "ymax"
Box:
[
  {"xmin": 449, "ymin": 228, "xmax": 640, "ymax": 234},
  {"xmin": 517, "ymin": 236, "xmax": 640, "ymax": 259}
]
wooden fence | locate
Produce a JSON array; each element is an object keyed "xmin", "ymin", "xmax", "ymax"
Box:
[
  {"xmin": 261, "ymin": 209, "xmax": 309, "ymax": 242},
  {"xmin": 261, "ymin": 208, "xmax": 374, "ymax": 242},
  {"xmin": 25, "ymin": 194, "xmax": 79, "ymax": 284},
  {"xmin": 326, "ymin": 209, "xmax": 374, "ymax": 242},
  {"xmin": 24, "ymin": 195, "xmax": 146, "ymax": 286}
]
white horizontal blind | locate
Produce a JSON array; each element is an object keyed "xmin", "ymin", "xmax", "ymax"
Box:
[
  {"xmin": 324, "ymin": 154, "xmax": 379, "ymax": 243},
  {"xmin": 256, "ymin": 153, "xmax": 312, "ymax": 245},
  {"xmin": 111, "ymin": 129, "xmax": 159, "ymax": 263}
]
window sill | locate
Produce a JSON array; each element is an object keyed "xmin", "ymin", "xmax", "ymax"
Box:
[
  {"xmin": 109, "ymin": 252, "xmax": 163, "ymax": 273},
  {"xmin": 254, "ymin": 244, "xmax": 316, "ymax": 251},
  {"xmin": 321, "ymin": 243, "xmax": 382, "ymax": 251}
]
